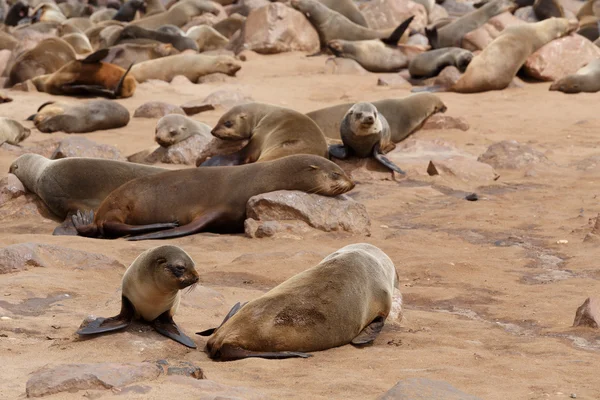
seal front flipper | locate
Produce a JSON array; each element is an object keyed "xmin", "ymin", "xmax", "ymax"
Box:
[
  {"xmin": 381, "ymin": 15, "xmax": 415, "ymax": 46},
  {"xmin": 127, "ymin": 208, "xmax": 226, "ymax": 241},
  {"xmin": 214, "ymin": 344, "xmax": 312, "ymax": 361},
  {"xmin": 351, "ymin": 316, "xmax": 386, "ymax": 345},
  {"xmin": 373, "ymin": 146, "xmax": 406, "ymax": 175},
  {"xmin": 197, "ymin": 301, "xmax": 248, "ymax": 336},
  {"xmin": 152, "ymin": 310, "xmax": 197, "ymax": 349},
  {"xmin": 328, "ymin": 144, "xmax": 350, "ymax": 160},
  {"xmin": 77, "ymin": 296, "xmax": 135, "ymax": 335}
]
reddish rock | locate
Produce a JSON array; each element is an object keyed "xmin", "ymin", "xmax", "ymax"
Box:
[
  {"xmin": 421, "ymin": 115, "xmax": 470, "ymax": 131},
  {"xmin": 325, "ymin": 57, "xmax": 370, "ymax": 75},
  {"xmin": 487, "ymin": 11, "xmax": 525, "ymax": 31},
  {"xmin": 134, "ymin": 134, "xmax": 213, "ymax": 165},
  {"xmin": 573, "ymin": 297, "xmax": 600, "ymax": 328},
  {"xmin": 51, "ymin": 137, "xmax": 123, "ymax": 160},
  {"xmin": 361, "ymin": 0, "xmax": 428, "ymax": 32},
  {"xmin": 242, "ymin": 3, "xmax": 320, "ymax": 54},
  {"xmin": 0, "ymin": 174, "xmax": 26, "ymax": 207},
  {"xmin": 477, "ymin": 140, "xmax": 548, "ymax": 169},
  {"xmin": 524, "ymin": 34, "xmax": 600, "ymax": 81},
  {"xmin": 133, "ymin": 102, "xmax": 185, "ymax": 118},
  {"xmin": 378, "ymin": 378, "xmax": 482, "ymax": 400}
]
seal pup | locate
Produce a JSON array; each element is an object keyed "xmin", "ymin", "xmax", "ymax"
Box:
[
  {"xmin": 0, "ymin": 117, "xmax": 30, "ymax": 145},
  {"xmin": 71, "ymin": 155, "xmax": 355, "ymax": 240},
  {"xmin": 197, "ymin": 243, "xmax": 399, "ymax": 360},
  {"xmin": 330, "ymin": 102, "xmax": 405, "ymax": 174},
  {"xmin": 117, "ymin": 25, "xmax": 198, "ymax": 52},
  {"xmin": 9, "ymin": 154, "xmax": 167, "ymax": 234},
  {"xmin": 408, "ymin": 47, "xmax": 473, "ymax": 78},
  {"xmin": 130, "ymin": 54, "xmax": 240, "ymax": 83},
  {"xmin": 202, "ymin": 103, "xmax": 328, "ymax": 166},
  {"xmin": 27, "ymin": 100, "xmax": 130, "ymax": 133},
  {"xmin": 113, "ymin": 0, "xmax": 145, "ymax": 22},
  {"xmin": 549, "ymin": 58, "xmax": 600, "ymax": 93},
  {"xmin": 155, "ymin": 114, "xmax": 211, "ymax": 147},
  {"xmin": 129, "ymin": 0, "xmax": 220, "ymax": 29},
  {"xmin": 77, "ymin": 245, "xmax": 199, "ymax": 348}
]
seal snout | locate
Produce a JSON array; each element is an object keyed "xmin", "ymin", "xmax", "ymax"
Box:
[{"xmin": 360, "ymin": 115, "xmax": 375, "ymax": 126}]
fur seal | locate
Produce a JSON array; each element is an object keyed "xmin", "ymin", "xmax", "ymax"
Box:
[
  {"xmin": 30, "ymin": 49, "xmax": 137, "ymax": 98},
  {"xmin": 409, "ymin": 47, "xmax": 473, "ymax": 78},
  {"xmin": 113, "ymin": 0, "xmax": 145, "ymax": 22},
  {"xmin": 426, "ymin": 0, "xmax": 517, "ymax": 48},
  {"xmin": 198, "ymin": 243, "xmax": 398, "ymax": 360},
  {"xmin": 5, "ymin": 1, "xmax": 30, "ymax": 26},
  {"xmin": 8, "ymin": 154, "xmax": 166, "ymax": 234},
  {"xmin": 102, "ymin": 42, "xmax": 179, "ymax": 69},
  {"xmin": 77, "ymin": 245, "xmax": 199, "ymax": 348},
  {"xmin": 330, "ymin": 102, "xmax": 405, "ymax": 174},
  {"xmin": 212, "ymin": 13, "xmax": 245, "ymax": 38},
  {"xmin": 549, "ymin": 58, "xmax": 600, "ymax": 93},
  {"xmin": 31, "ymin": 2, "xmax": 66, "ymax": 23},
  {"xmin": 71, "ymin": 155, "xmax": 355, "ymax": 240},
  {"xmin": 202, "ymin": 103, "xmax": 328, "ymax": 166},
  {"xmin": 533, "ymin": 0, "xmax": 564, "ymax": 20},
  {"xmin": 27, "ymin": 100, "xmax": 130, "ymax": 133},
  {"xmin": 130, "ymin": 54, "xmax": 240, "ymax": 83},
  {"xmin": 90, "ymin": 8, "xmax": 118, "ymax": 23},
  {"xmin": 117, "ymin": 25, "xmax": 198, "ymax": 52},
  {"xmin": 155, "ymin": 114, "xmax": 211, "ymax": 147},
  {"xmin": 306, "ymin": 94, "xmax": 447, "ymax": 142},
  {"xmin": 129, "ymin": 0, "xmax": 220, "ymax": 29},
  {"xmin": 291, "ymin": 0, "xmax": 413, "ymax": 45},
  {"xmin": 60, "ymin": 17, "xmax": 93, "ymax": 35},
  {"xmin": 144, "ymin": 0, "xmax": 167, "ymax": 16},
  {"xmin": 61, "ymin": 32, "xmax": 94, "ymax": 55},
  {"xmin": 319, "ymin": 0, "xmax": 368, "ymax": 27},
  {"xmin": 0, "ymin": 117, "xmax": 30, "ymax": 145},
  {"xmin": 186, "ymin": 25, "xmax": 229, "ymax": 51}
]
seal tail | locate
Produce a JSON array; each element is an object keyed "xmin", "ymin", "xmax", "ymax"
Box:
[
  {"xmin": 381, "ymin": 15, "xmax": 415, "ymax": 45},
  {"xmin": 411, "ymin": 85, "xmax": 446, "ymax": 93},
  {"xmin": 113, "ymin": 62, "xmax": 134, "ymax": 98}
]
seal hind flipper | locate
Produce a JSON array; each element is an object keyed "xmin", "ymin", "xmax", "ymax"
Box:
[
  {"xmin": 351, "ymin": 316, "xmax": 386, "ymax": 345},
  {"xmin": 72, "ymin": 210, "xmax": 100, "ymax": 238},
  {"xmin": 213, "ymin": 344, "xmax": 312, "ymax": 361},
  {"xmin": 381, "ymin": 16, "xmax": 415, "ymax": 45},
  {"xmin": 425, "ymin": 27, "xmax": 439, "ymax": 49},
  {"xmin": 82, "ymin": 48, "xmax": 110, "ymax": 64},
  {"xmin": 328, "ymin": 144, "xmax": 350, "ymax": 159},
  {"xmin": 373, "ymin": 147, "xmax": 406, "ymax": 175},
  {"xmin": 114, "ymin": 62, "xmax": 134, "ymax": 98},
  {"xmin": 77, "ymin": 296, "xmax": 134, "ymax": 335},
  {"xmin": 152, "ymin": 310, "xmax": 197, "ymax": 349},
  {"xmin": 126, "ymin": 209, "xmax": 226, "ymax": 241},
  {"xmin": 197, "ymin": 301, "xmax": 248, "ymax": 336}
]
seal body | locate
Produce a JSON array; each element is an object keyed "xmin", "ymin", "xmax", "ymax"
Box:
[
  {"xmin": 130, "ymin": 54, "xmax": 241, "ymax": 83},
  {"xmin": 327, "ymin": 39, "xmax": 411, "ymax": 72},
  {"xmin": 102, "ymin": 42, "xmax": 179, "ymax": 69},
  {"xmin": 155, "ymin": 114, "xmax": 212, "ymax": 147},
  {"xmin": 72, "ymin": 155, "xmax": 355, "ymax": 240},
  {"xmin": 77, "ymin": 245, "xmax": 199, "ymax": 348},
  {"xmin": 549, "ymin": 58, "xmax": 600, "ymax": 93},
  {"xmin": 204, "ymin": 103, "xmax": 328, "ymax": 166},
  {"xmin": 0, "ymin": 118, "xmax": 30, "ymax": 145},
  {"xmin": 61, "ymin": 32, "xmax": 94, "ymax": 55},
  {"xmin": 201, "ymin": 243, "xmax": 399, "ymax": 360},
  {"xmin": 117, "ymin": 25, "xmax": 198, "ymax": 52},
  {"xmin": 129, "ymin": 0, "xmax": 220, "ymax": 29},
  {"xmin": 409, "ymin": 48, "xmax": 473, "ymax": 78}
]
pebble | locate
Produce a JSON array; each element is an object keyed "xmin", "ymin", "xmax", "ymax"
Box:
[
  {"xmin": 556, "ymin": 240, "xmax": 568, "ymax": 244},
  {"xmin": 0, "ymin": 316, "xmax": 11, "ymax": 320}
]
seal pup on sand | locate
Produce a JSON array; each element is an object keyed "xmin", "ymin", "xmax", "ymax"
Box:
[
  {"xmin": 549, "ymin": 58, "xmax": 600, "ymax": 93},
  {"xmin": 155, "ymin": 114, "xmax": 211, "ymax": 147},
  {"xmin": 77, "ymin": 245, "xmax": 199, "ymax": 348},
  {"xmin": 71, "ymin": 155, "xmax": 355, "ymax": 240},
  {"xmin": 197, "ymin": 243, "xmax": 399, "ymax": 360},
  {"xmin": 0, "ymin": 117, "xmax": 30, "ymax": 145}
]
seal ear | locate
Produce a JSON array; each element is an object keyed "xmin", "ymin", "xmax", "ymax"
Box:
[
  {"xmin": 381, "ymin": 15, "xmax": 415, "ymax": 45},
  {"xmin": 82, "ymin": 48, "xmax": 110, "ymax": 64},
  {"xmin": 425, "ymin": 26, "xmax": 439, "ymax": 49},
  {"xmin": 309, "ymin": 165, "xmax": 320, "ymax": 170}
]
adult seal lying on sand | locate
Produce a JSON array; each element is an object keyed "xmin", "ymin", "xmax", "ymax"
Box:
[
  {"xmin": 71, "ymin": 155, "xmax": 355, "ymax": 240},
  {"xmin": 197, "ymin": 243, "xmax": 398, "ymax": 360},
  {"xmin": 306, "ymin": 94, "xmax": 447, "ymax": 142},
  {"xmin": 130, "ymin": 54, "xmax": 240, "ymax": 83},
  {"xmin": 27, "ymin": 100, "xmax": 130, "ymax": 133},
  {"xmin": 129, "ymin": 0, "xmax": 220, "ymax": 29},
  {"xmin": 77, "ymin": 245, "xmax": 199, "ymax": 348},
  {"xmin": 201, "ymin": 103, "xmax": 328, "ymax": 166},
  {"xmin": 409, "ymin": 48, "xmax": 473, "ymax": 79},
  {"xmin": 155, "ymin": 115, "xmax": 211, "ymax": 147},
  {"xmin": 330, "ymin": 102, "xmax": 405, "ymax": 174},
  {"xmin": 9, "ymin": 154, "xmax": 166, "ymax": 234},
  {"xmin": 549, "ymin": 59, "xmax": 600, "ymax": 93},
  {"xmin": 0, "ymin": 118, "xmax": 30, "ymax": 145},
  {"xmin": 116, "ymin": 25, "xmax": 198, "ymax": 52}
]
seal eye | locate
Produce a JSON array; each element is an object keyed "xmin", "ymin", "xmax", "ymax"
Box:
[
  {"xmin": 224, "ymin": 121, "xmax": 233, "ymax": 128},
  {"xmin": 355, "ymin": 112, "xmax": 362, "ymax": 119},
  {"xmin": 331, "ymin": 172, "xmax": 341, "ymax": 180}
]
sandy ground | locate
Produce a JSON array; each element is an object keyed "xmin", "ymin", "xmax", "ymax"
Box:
[{"xmin": 1, "ymin": 52, "xmax": 600, "ymax": 399}]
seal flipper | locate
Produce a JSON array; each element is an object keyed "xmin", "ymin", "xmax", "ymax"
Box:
[
  {"xmin": 351, "ymin": 316, "xmax": 386, "ymax": 345},
  {"xmin": 425, "ymin": 26, "xmax": 439, "ymax": 49},
  {"xmin": 126, "ymin": 208, "xmax": 226, "ymax": 241},
  {"xmin": 197, "ymin": 301, "xmax": 248, "ymax": 336},
  {"xmin": 373, "ymin": 145, "xmax": 406, "ymax": 175},
  {"xmin": 77, "ymin": 295, "xmax": 134, "ymax": 335},
  {"xmin": 60, "ymin": 84, "xmax": 118, "ymax": 99},
  {"xmin": 199, "ymin": 152, "xmax": 244, "ymax": 167},
  {"xmin": 328, "ymin": 144, "xmax": 350, "ymax": 160},
  {"xmin": 81, "ymin": 48, "xmax": 110, "ymax": 64},
  {"xmin": 152, "ymin": 310, "xmax": 197, "ymax": 349},
  {"xmin": 381, "ymin": 15, "xmax": 415, "ymax": 46},
  {"xmin": 215, "ymin": 344, "xmax": 312, "ymax": 361},
  {"xmin": 113, "ymin": 62, "xmax": 134, "ymax": 98}
]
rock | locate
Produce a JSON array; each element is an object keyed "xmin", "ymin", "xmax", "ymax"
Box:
[
  {"xmin": 0, "ymin": 138, "xmax": 61, "ymax": 158},
  {"xmin": 378, "ymin": 378, "xmax": 483, "ymax": 400},
  {"xmin": 241, "ymin": 3, "xmax": 320, "ymax": 54},
  {"xmin": 156, "ymin": 360, "xmax": 205, "ymax": 379},
  {"xmin": 487, "ymin": 11, "xmax": 525, "ymax": 31},
  {"xmin": 426, "ymin": 156, "xmax": 498, "ymax": 182},
  {"xmin": 422, "ymin": 66, "xmax": 462, "ymax": 88},
  {"xmin": 361, "ymin": 0, "xmax": 428, "ymax": 32},
  {"xmin": 197, "ymin": 72, "xmax": 237, "ymax": 83},
  {"xmin": 514, "ymin": 6, "xmax": 538, "ymax": 22},
  {"xmin": 195, "ymin": 137, "xmax": 248, "ymax": 166},
  {"xmin": 170, "ymin": 75, "xmax": 193, "ymax": 85},
  {"xmin": 573, "ymin": 297, "xmax": 600, "ymax": 328},
  {"xmin": 428, "ymin": 4, "xmax": 448, "ymax": 23},
  {"xmin": 181, "ymin": 90, "xmax": 254, "ymax": 116},
  {"xmin": 133, "ymin": 102, "xmax": 185, "ymax": 118},
  {"xmin": 440, "ymin": 0, "xmax": 475, "ymax": 16},
  {"xmin": 406, "ymin": 33, "xmax": 429, "ymax": 47},
  {"xmin": 584, "ymin": 213, "xmax": 600, "ymax": 242},
  {"xmin": 0, "ymin": 243, "xmax": 123, "ymax": 275},
  {"xmin": 325, "ymin": 57, "xmax": 370, "ymax": 75},
  {"xmin": 477, "ymin": 140, "xmax": 548, "ymax": 169},
  {"xmin": 226, "ymin": 0, "xmax": 270, "ymax": 16},
  {"xmin": 167, "ymin": 376, "xmax": 265, "ymax": 400},
  {"xmin": 50, "ymin": 137, "xmax": 123, "ymax": 160},
  {"xmin": 11, "ymin": 80, "xmax": 37, "ymax": 92},
  {"xmin": 245, "ymin": 190, "xmax": 371, "ymax": 237},
  {"xmin": 244, "ymin": 219, "xmax": 312, "ymax": 239},
  {"xmin": 377, "ymin": 74, "xmax": 411, "ymax": 88},
  {"xmin": 136, "ymin": 134, "xmax": 213, "ymax": 165},
  {"xmin": 421, "ymin": 115, "xmax": 469, "ymax": 131},
  {"xmin": 524, "ymin": 34, "xmax": 600, "ymax": 81},
  {"xmin": 461, "ymin": 24, "xmax": 496, "ymax": 51},
  {"xmin": 0, "ymin": 174, "xmax": 26, "ymax": 206},
  {"xmin": 574, "ymin": 155, "xmax": 600, "ymax": 171}
]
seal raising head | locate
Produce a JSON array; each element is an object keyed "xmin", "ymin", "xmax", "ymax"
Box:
[{"xmin": 345, "ymin": 102, "xmax": 383, "ymax": 137}]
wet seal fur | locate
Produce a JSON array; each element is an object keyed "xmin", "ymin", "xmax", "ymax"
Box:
[
  {"xmin": 198, "ymin": 243, "xmax": 399, "ymax": 360},
  {"xmin": 155, "ymin": 114, "xmax": 212, "ymax": 147},
  {"xmin": 71, "ymin": 155, "xmax": 355, "ymax": 240},
  {"xmin": 549, "ymin": 58, "xmax": 600, "ymax": 93},
  {"xmin": 77, "ymin": 245, "xmax": 199, "ymax": 348},
  {"xmin": 330, "ymin": 102, "xmax": 406, "ymax": 174},
  {"xmin": 201, "ymin": 103, "xmax": 328, "ymax": 166},
  {"xmin": 408, "ymin": 47, "xmax": 473, "ymax": 78}
]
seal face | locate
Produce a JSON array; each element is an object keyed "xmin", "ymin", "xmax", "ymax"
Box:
[
  {"xmin": 549, "ymin": 58, "xmax": 600, "ymax": 94},
  {"xmin": 155, "ymin": 114, "xmax": 212, "ymax": 147},
  {"xmin": 77, "ymin": 245, "xmax": 199, "ymax": 348},
  {"xmin": 0, "ymin": 117, "xmax": 31, "ymax": 145},
  {"xmin": 197, "ymin": 243, "xmax": 399, "ymax": 360}
]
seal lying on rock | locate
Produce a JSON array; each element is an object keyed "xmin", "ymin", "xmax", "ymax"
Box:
[{"xmin": 549, "ymin": 58, "xmax": 600, "ymax": 93}]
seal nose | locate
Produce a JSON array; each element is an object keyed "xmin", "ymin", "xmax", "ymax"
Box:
[{"xmin": 362, "ymin": 116, "xmax": 374, "ymax": 125}]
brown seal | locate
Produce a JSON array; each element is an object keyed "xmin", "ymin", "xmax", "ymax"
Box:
[
  {"xmin": 201, "ymin": 103, "xmax": 328, "ymax": 166},
  {"xmin": 30, "ymin": 48, "xmax": 137, "ymax": 98},
  {"xmin": 144, "ymin": 0, "xmax": 167, "ymax": 16},
  {"xmin": 8, "ymin": 154, "xmax": 166, "ymax": 235},
  {"xmin": 116, "ymin": 25, "xmax": 199, "ymax": 52},
  {"xmin": 71, "ymin": 154, "xmax": 355, "ymax": 240},
  {"xmin": 0, "ymin": 117, "xmax": 30, "ymax": 146},
  {"xmin": 549, "ymin": 58, "xmax": 600, "ymax": 93},
  {"xmin": 129, "ymin": 0, "xmax": 220, "ymax": 29},
  {"xmin": 27, "ymin": 100, "xmax": 130, "ymax": 133},
  {"xmin": 130, "ymin": 53, "xmax": 240, "ymax": 83},
  {"xmin": 306, "ymin": 93, "xmax": 447, "ymax": 142},
  {"xmin": 77, "ymin": 245, "xmax": 199, "ymax": 348},
  {"xmin": 408, "ymin": 47, "xmax": 473, "ymax": 78},
  {"xmin": 330, "ymin": 102, "xmax": 405, "ymax": 174},
  {"xmin": 102, "ymin": 42, "xmax": 179, "ymax": 69},
  {"xmin": 155, "ymin": 114, "xmax": 212, "ymax": 147},
  {"xmin": 197, "ymin": 243, "xmax": 399, "ymax": 360}
]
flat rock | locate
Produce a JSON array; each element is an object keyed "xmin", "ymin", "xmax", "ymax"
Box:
[
  {"xmin": 378, "ymin": 378, "xmax": 483, "ymax": 400},
  {"xmin": 245, "ymin": 190, "xmax": 371, "ymax": 237},
  {"xmin": 198, "ymin": 72, "xmax": 237, "ymax": 83},
  {"xmin": 573, "ymin": 297, "xmax": 600, "ymax": 328},
  {"xmin": 524, "ymin": 34, "xmax": 600, "ymax": 81},
  {"xmin": 0, "ymin": 138, "xmax": 62, "ymax": 158},
  {"xmin": 133, "ymin": 102, "xmax": 185, "ymax": 118},
  {"xmin": 325, "ymin": 57, "xmax": 370, "ymax": 75},
  {"xmin": 361, "ymin": 0, "xmax": 428, "ymax": 32},
  {"xmin": 133, "ymin": 134, "xmax": 213, "ymax": 165},
  {"xmin": 421, "ymin": 115, "xmax": 469, "ymax": 131},
  {"xmin": 477, "ymin": 140, "xmax": 548, "ymax": 169},
  {"xmin": 0, "ymin": 174, "xmax": 26, "ymax": 207},
  {"xmin": 0, "ymin": 242, "xmax": 123, "ymax": 275},
  {"xmin": 50, "ymin": 137, "xmax": 123, "ymax": 160},
  {"xmin": 377, "ymin": 74, "xmax": 411, "ymax": 88},
  {"xmin": 426, "ymin": 156, "xmax": 499, "ymax": 182},
  {"xmin": 242, "ymin": 3, "xmax": 320, "ymax": 54},
  {"xmin": 181, "ymin": 90, "xmax": 254, "ymax": 115}
]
